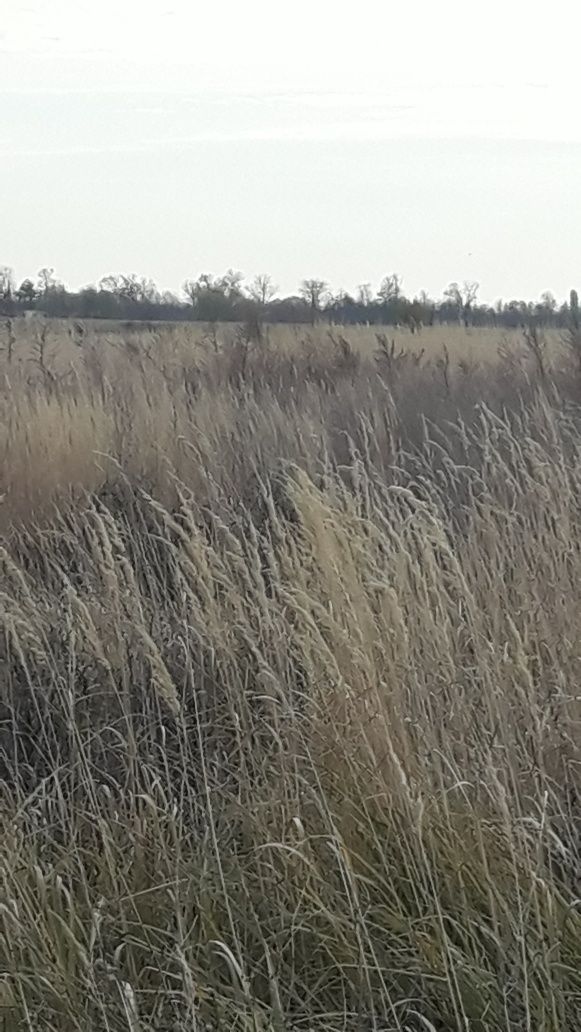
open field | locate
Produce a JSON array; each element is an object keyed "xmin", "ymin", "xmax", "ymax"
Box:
[
  {"xmin": 2, "ymin": 318, "xmax": 581, "ymax": 1029},
  {"xmin": 0, "ymin": 318, "xmax": 567, "ymax": 524},
  {"xmin": 2, "ymin": 314, "xmax": 567, "ymax": 364}
]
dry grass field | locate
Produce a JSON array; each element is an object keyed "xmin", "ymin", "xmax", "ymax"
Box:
[
  {"xmin": 0, "ymin": 318, "xmax": 564, "ymax": 524},
  {"xmin": 1, "ymin": 315, "xmax": 581, "ymax": 1030}
]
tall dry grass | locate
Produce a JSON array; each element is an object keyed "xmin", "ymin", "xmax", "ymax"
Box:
[
  {"xmin": 0, "ymin": 317, "xmax": 565, "ymax": 524},
  {"xmin": 1, "ymin": 317, "xmax": 581, "ymax": 1029}
]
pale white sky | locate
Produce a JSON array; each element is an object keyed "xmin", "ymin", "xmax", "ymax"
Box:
[{"xmin": 2, "ymin": 0, "xmax": 581, "ymax": 300}]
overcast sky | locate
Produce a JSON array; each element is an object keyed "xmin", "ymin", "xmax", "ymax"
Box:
[{"xmin": 2, "ymin": 0, "xmax": 581, "ymax": 301}]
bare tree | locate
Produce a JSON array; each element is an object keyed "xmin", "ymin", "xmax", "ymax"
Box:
[
  {"xmin": 300, "ymin": 279, "xmax": 328, "ymax": 322},
  {"xmin": 357, "ymin": 283, "xmax": 373, "ymax": 307},
  {"xmin": 99, "ymin": 273, "xmax": 125, "ymax": 294},
  {"xmin": 461, "ymin": 281, "xmax": 479, "ymax": 326},
  {"xmin": 444, "ymin": 280, "xmax": 479, "ymax": 326},
  {"xmin": 99, "ymin": 273, "xmax": 159, "ymax": 303},
  {"xmin": 182, "ymin": 273, "xmax": 242, "ymax": 322},
  {"xmin": 183, "ymin": 278, "xmax": 198, "ymax": 306},
  {"xmin": 37, "ymin": 267, "xmax": 58, "ymax": 296},
  {"xmin": 0, "ymin": 265, "xmax": 14, "ymax": 315},
  {"xmin": 249, "ymin": 273, "xmax": 277, "ymax": 307},
  {"xmin": 0, "ymin": 265, "xmax": 14, "ymax": 301},
  {"xmin": 540, "ymin": 290, "xmax": 557, "ymax": 313},
  {"xmin": 378, "ymin": 273, "xmax": 402, "ymax": 304},
  {"xmin": 444, "ymin": 282, "xmax": 462, "ymax": 309}
]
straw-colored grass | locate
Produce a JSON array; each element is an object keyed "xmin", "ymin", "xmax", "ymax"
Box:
[{"xmin": 1, "ymin": 317, "xmax": 581, "ymax": 1030}]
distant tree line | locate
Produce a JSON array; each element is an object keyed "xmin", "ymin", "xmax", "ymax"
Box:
[{"xmin": 0, "ymin": 264, "xmax": 578, "ymax": 331}]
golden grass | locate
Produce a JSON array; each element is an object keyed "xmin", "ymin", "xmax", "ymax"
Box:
[
  {"xmin": 1, "ymin": 317, "xmax": 581, "ymax": 1029},
  {"xmin": 0, "ymin": 317, "xmax": 565, "ymax": 524}
]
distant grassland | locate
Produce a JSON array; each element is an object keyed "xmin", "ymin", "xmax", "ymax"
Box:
[
  {"xmin": 4, "ymin": 313, "xmax": 566, "ymax": 362},
  {"xmin": 2, "ymin": 316, "xmax": 581, "ymax": 1029},
  {"xmin": 0, "ymin": 317, "xmax": 566, "ymax": 524}
]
